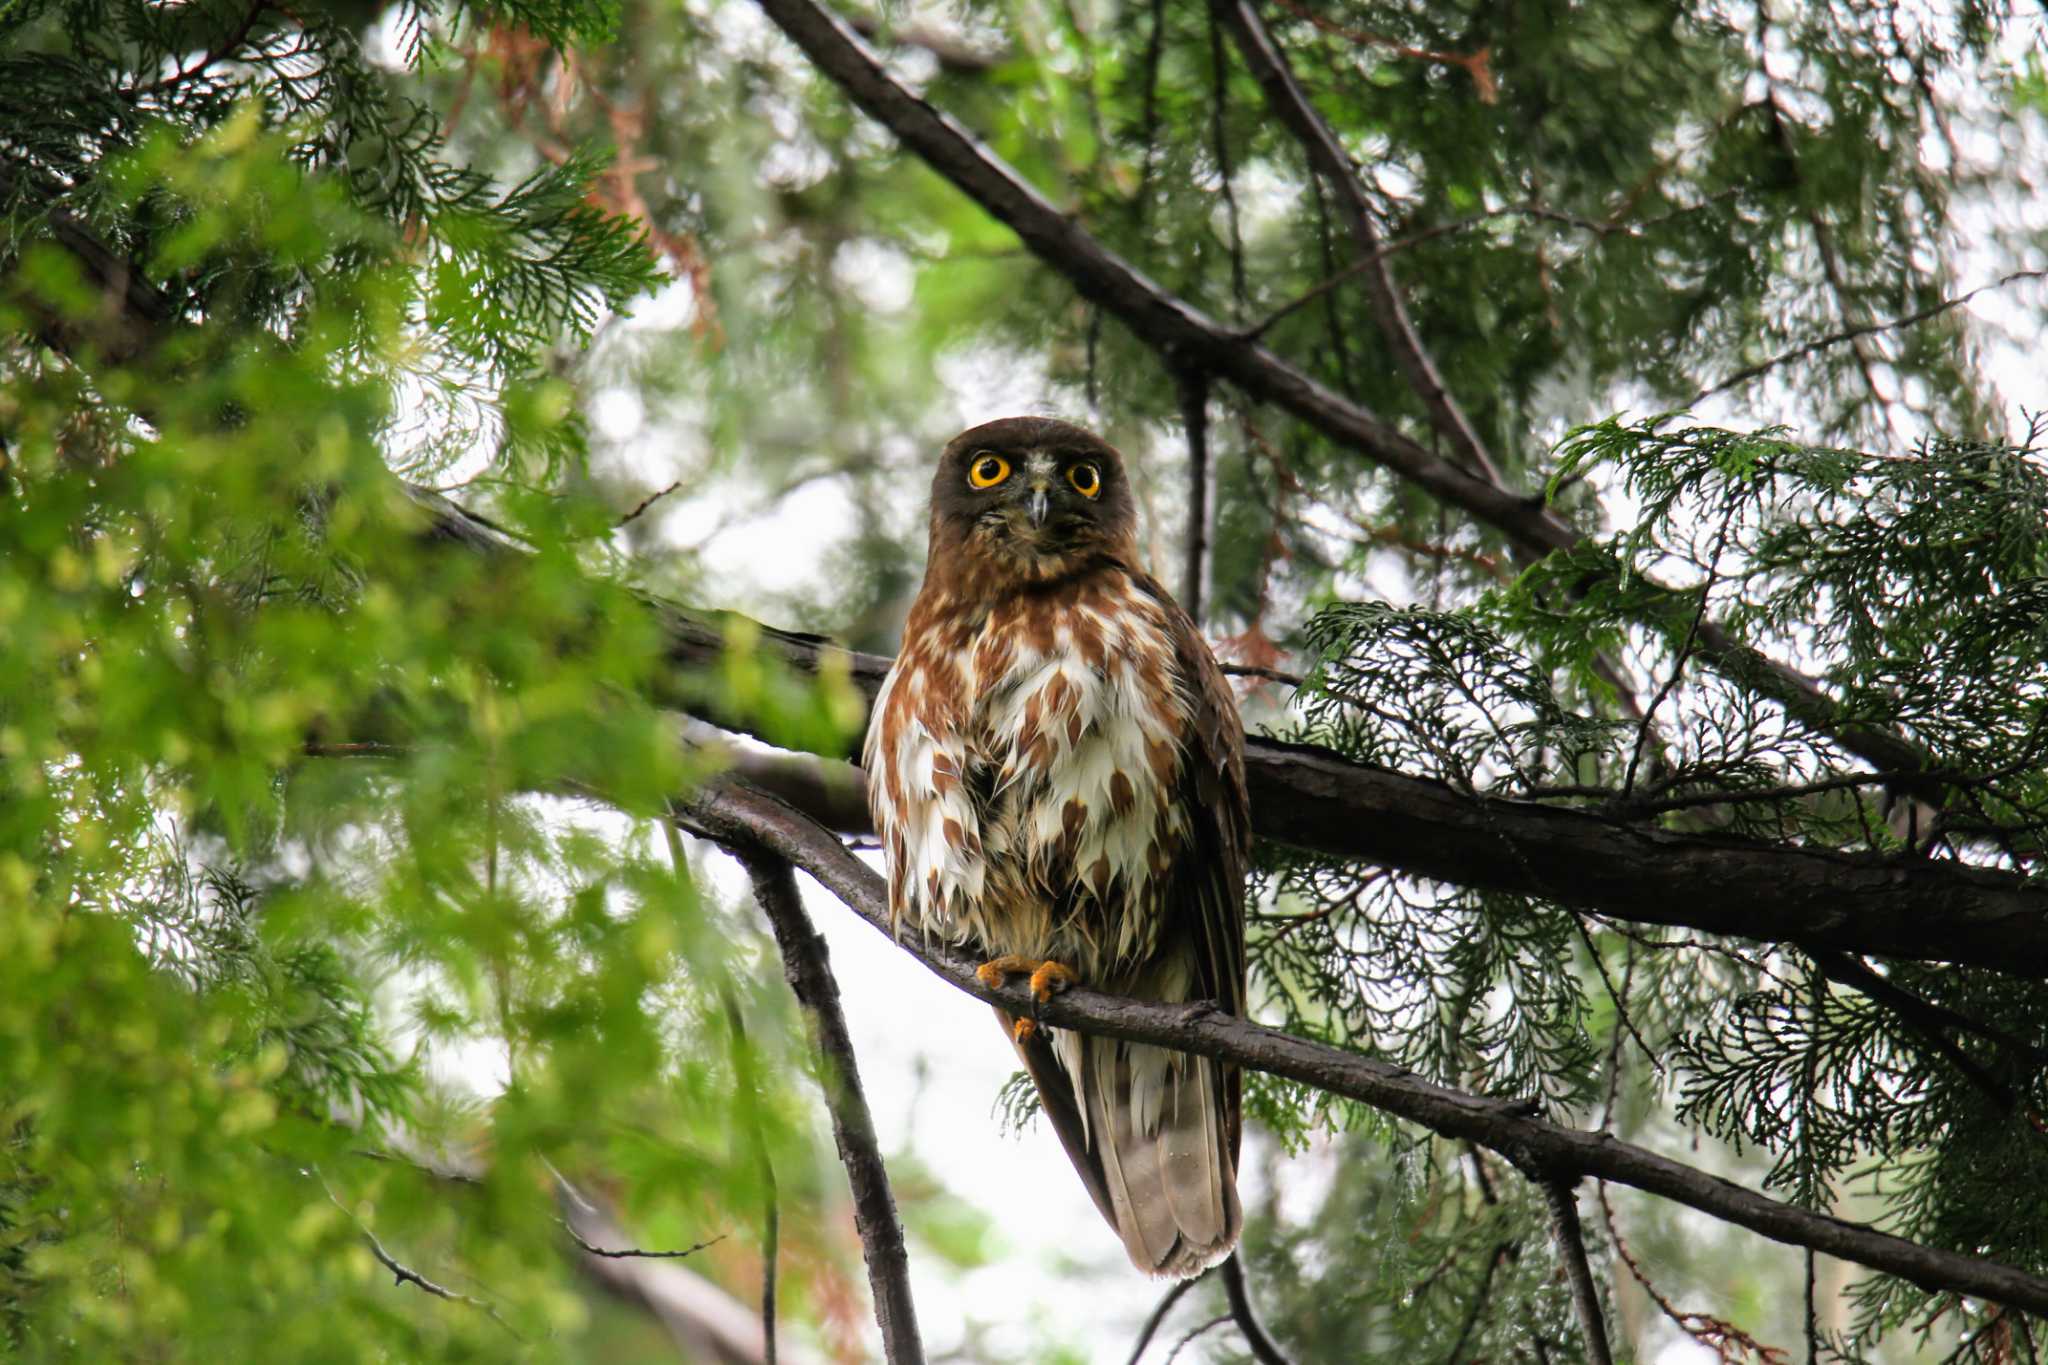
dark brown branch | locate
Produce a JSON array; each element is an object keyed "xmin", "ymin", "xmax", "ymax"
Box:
[
  {"xmin": 741, "ymin": 0, "xmax": 1946, "ymax": 799},
  {"xmin": 681, "ymin": 777, "xmax": 2048, "ymax": 1316},
  {"xmin": 1212, "ymin": 0, "xmax": 1503, "ymax": 486},
  {"xmin": 747, "ymin": 0, "xmax": 1559, "ymax": 550},
  {"xmin": 1804, "ymin": 949, "xmax": 2019, "ymax": 1111},
  {"xmin": 1220, "ymin": 1254, "xmax": 1295, "ymax": 1365},
  {"xmin": 729, "ymin": 850, "xmax": 926, "ymax": 1365},
  {"xmin": 1537, "ymin": 1180, "xmax": 1615, "ymax": 1365},
  {"xmin": 655, "ymin": 721, "xmax": 2048, "ymax": 979}
]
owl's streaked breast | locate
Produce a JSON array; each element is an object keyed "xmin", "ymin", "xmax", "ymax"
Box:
[{"xmin": 866, "ymin": 569, "xmax": 1193, "ymax": 980}]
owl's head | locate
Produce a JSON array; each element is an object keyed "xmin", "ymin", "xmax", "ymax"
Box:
[{"xmin": 927, "ymin": 417, "xmax": 1138, "ymax": 587}]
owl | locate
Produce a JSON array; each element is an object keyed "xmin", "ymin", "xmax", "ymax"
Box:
[{"xmin": 864, "ymin": 416, "xmax": 1250, "ymax": 1278}]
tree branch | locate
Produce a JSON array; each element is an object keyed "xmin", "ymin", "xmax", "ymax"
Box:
[
  {"xmin": 679, "ymin": 777, "xmax": 2048, "ymax": 1316},
  {"xmin": 1686, "ymin": 267, "xmax": 2048, "ymax": 410},
  {"xmin": 727, "ymin": 848, "xmax": 926, "ymax": 1365},
  {"xmin": 1178, "ymin": 369, "xmax": 1213, "ymax": 623},
  {"xmin": 1220, "ymin": 1253, "xmax": 1295, "ymax": 1365},
  {"xmin": 679, "ymin": 730, "xmax": 2048, "ymax": 980},
  {"xmin": 322, "ymin": 1178, "xmax": 517, "ymax": 1335},
  {"xmin": 746, "ymin": 0, "xmax": 1554, "ymax": 550},
  {"xmin": 1212, "ymin": 0, "xmax": 1503, "ymax": 485},
  {"xmin": 1537, "ymin": 1180, "xmax": 1615, "ymax": 1365}
]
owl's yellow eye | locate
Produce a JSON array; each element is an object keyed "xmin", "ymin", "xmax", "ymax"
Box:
[
  {"xmin": 1067, "ymin": 462, "xmax": 1102, "ymax": 499},
  {"xmin": 968, "ymin": 453, "xmax": 1010, "ymax": 488}
]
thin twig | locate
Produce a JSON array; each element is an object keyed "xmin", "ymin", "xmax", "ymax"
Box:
[
  {"xmin": 1221, "ymin": 1254, "xmax": 1296, "ymax": 1365},
  {"xmin": 1597, "ymin": 1182, "xmax": 1789, "ymax": 1365},
  {"xmin": 1538, "ymin": 1180, "xmax": 1614, "ymax": 1365},
  {"xmin": 618, "ymin": 478, "xmax": 684, "ymax": 527},
  {"xmin": 1126, "ymin": 1275, "xmax": 1201, "ymax": 1365},
  {"xmin": 322, "ymin": 1178, "xmax": 516, "ymax": 1335},
  {"xmin": 1179, "ymin": 369, "xmax": 1213, "ymax": 623},
  {"xmin": 1219, "ymin": 662, "xmax": 1305, "ymax": 688},
  {"xmin": 1804, "ymin": 949, "xmax": 2019, "ymax": 1111},
  {"xmin": 1572, "ymin": 915, "xmax": 1663, "ymax": 1075},
  {"xmin": 1443, "ymin": 1243, "xmax": 1510, "ymax": 1365},
  {"xmin": 1269, "ymin": 0, "xmax": 1495, "ymax": 100},
  {"xmin": 729, "ymin": 847, "xmax": 926, "ymax": 1364},
  {"xmin": 1686, "ymin": 267, "xmax": 2047, "ymax": 409},
  {"xmin": 559, "ymin": 1223, "xmax": 726, "ymax": 1260},
  {"xmin": 1163, "ymin": 1315, "xmax": 1233, "ymax": 1365}
]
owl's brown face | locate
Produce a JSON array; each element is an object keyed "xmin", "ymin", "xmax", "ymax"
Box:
[{"xmin": 929, "ymin": 417, "xmax": 1138, "ymax": 586}]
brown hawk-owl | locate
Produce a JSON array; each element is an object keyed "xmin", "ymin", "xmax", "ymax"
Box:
[{"xmin": 865, "ymin": 416, "xmax": 1249, "ymax": 1278}]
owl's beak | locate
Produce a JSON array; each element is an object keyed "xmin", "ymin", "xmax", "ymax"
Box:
[{"xmin": 1026, "ymin": 485, "xmax": 1051, "ymax": 528}]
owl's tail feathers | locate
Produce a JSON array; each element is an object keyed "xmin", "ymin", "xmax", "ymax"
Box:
[{"xmin": 1079, "ymin": 1034, "xmax": 1241, "ymax": 1279}]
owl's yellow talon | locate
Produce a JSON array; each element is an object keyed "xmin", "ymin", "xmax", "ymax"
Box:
[
  {"xmin": 1011, "ymin": 1016, "xmax": 1038, "ymax": 1043},
  {"xmin": 1028, "ymin": 960, "xmax": 1078, "ymax": 1003}
]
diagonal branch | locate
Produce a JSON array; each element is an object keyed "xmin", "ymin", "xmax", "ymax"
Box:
[
  {"xmin": 1537, "ymin": 1180, "xmax": 1615, "ymax": 1365},
  {"xmin": 726, "ymin": 847, "xmax": 926, "ymax": 1365},
  {"xmin": 741, "ymin": 0, "xmax": 1947, "ymax": 788},
  {"xmin": 747, "ymin": 0, "xmax": 1552, "ymax": 548},
  {"xmin": 680, "ymin": 776, "xmax": 2048, "ymax": 1317},
  {"xmin": 1220, "ymin": 1253, "xmax": 1296, "ymax": 1365},
  {"xmin": 1212, "ymin": 0, "xmax": 1502, "ymax": 485},
  {"xmin": 1686, "ymin": 267, "xmax": 2048, "ymax": 410}
]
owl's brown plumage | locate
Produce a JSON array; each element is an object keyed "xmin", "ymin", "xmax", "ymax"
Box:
[{"xmin": 865, "ymin": 416, "xmax": 1249, "ymax": 1278}]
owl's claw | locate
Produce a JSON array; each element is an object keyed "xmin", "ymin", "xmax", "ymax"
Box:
[
  {"xmin": 976, "ymin": 955, "xmax": 1081, "ymax": 1004},
  {"xmin": 1011, "ymin": 1016, "xmax": 1038, "ymax": 1043},
  {"xmin": 1027, "ymin": 959, "xmax": 1078, "ymax": 1003}
]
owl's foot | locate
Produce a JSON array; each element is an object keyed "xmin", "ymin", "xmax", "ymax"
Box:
[
  {"xmin": 974, "ymin": 954, "xmax": 1080, "ymax": 1004},
  {"xmin": 1027, "ymin": 959, "xmax": 1078, "ymax": 1002}
]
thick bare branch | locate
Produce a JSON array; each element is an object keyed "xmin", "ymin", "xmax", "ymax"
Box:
[
  {"xmin": 728, "ymin": 848, "xmax": 926, "ymax": 1365},
  {"xmin": 680, "ymin": 777, "xmax": 2048, "ymax": 1317}
]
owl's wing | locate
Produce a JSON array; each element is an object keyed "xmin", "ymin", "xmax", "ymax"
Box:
[{"xmin": 1145, "ymin": 573, "xmax": 1251, "ymax": 1160}]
